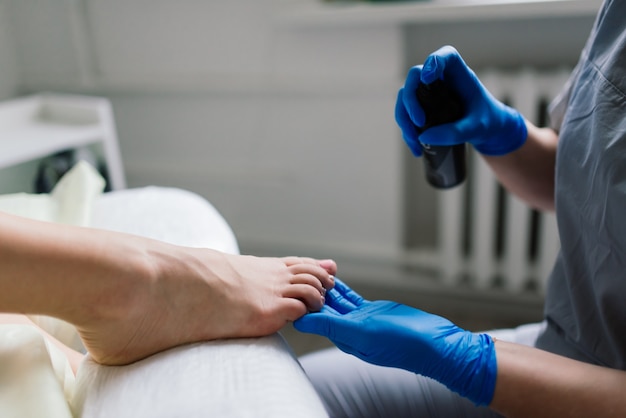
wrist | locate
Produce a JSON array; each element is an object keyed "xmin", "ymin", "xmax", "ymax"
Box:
[
  {"xmin": 468, "ymin": 333, "xmax": 498, "ymax": 406},
  {"xmin": 474, "ymin": 109, "xmax": 528, "ymax": 157},
  {"xmin": 441, "ymin": 332, "xmax": 498, "ymax": 406}
]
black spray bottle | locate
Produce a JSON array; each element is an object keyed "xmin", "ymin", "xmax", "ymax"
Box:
[{"xmin": 416, "ymin": 79, "xmax": 466, "ymax": 189}]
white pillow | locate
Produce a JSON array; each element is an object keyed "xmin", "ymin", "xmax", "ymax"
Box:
[{"xmin": 73, "ymin": 334, "xmax": 327, "ymax": 418}]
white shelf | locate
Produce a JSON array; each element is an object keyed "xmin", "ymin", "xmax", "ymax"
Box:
[
  {"xmin": 0, "ymin": 124, "xmax": 103, "ymax": 169},
  {"xmin": 0, "ymin": 93, "xmax": 126, "ymax": 190},
  {"xmin": 276, "ymin": 0, "xmax": 603, "ymax": 27}
]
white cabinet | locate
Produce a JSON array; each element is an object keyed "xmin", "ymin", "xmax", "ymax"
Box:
[{"xmin": 0, "ymin": 93, "xmax": 125, "ymax": 190}]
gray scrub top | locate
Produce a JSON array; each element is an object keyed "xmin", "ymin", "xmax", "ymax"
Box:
[{"xmin": 535, "ymin": 0, "xmax": 626, "ymax": 369}]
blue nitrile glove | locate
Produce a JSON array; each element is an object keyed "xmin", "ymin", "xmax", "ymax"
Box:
[
  {"xmin": 294, "ymin": 278, "xmax": 497, "ymax": 406},
  {"xmin": 395, "ymin": 45, "xmax": 527, "ymax": 157}
]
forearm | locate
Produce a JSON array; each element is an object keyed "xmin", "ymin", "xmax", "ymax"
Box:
[
  {"xmin": 483, "ymin": 121, "xmax": 558, "ymax": 212},
  {"xmin": 490, "ymin": 340, "xmax": 626, "ymax": 418}
]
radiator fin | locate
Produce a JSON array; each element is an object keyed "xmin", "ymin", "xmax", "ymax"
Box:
[{"xmin": 437, "ymin": 68, "xmax": 570, "ymax": 293}]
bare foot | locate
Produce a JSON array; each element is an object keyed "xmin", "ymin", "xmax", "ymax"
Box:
[{"xmin": 75, "ymin": 246, "xmax": 337, "ymax": 366}]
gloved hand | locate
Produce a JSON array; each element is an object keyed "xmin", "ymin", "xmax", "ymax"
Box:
[
  {"xmin": 294, "ymin": 278, "xmax": 497, "ymax": 406},
  {"xmin": 395, "ymin": 45, "xmax": 527, "ymax": 157}
]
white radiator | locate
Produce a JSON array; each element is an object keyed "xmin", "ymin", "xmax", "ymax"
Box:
[{"xmin": 437, "ymin": 68, "xmax": 570, "ymax": 294}]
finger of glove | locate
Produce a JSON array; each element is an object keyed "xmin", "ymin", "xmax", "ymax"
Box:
[
  {"xmin": 421, "ymin": 46, "xmax": 481, "ymax": 105},
  {"xmin": 420, "ymin": 47, "xmax": 450, "ymax": 84},
  {"xmin": 333, "ymin": 278, "xmax": 366, "ymax": 307},
  {"xmin": 326, "ymin": 287, "xmax": 358, "ymax": 314},
  {"xmin": 418, "ymin": 121, "xmax": 469, "ymax": 147},
  {"xmin": 402, "ymin": 66, "xmax": 427, "ymax": 128},
  {"xmin": 395, "ymin": 89, "xmax": 422, "ymax": 157},
  {"xmin": 421, "ymin": 105, "xmax": 504, "ymax": 148},
  {"xmin": 293, "ymin": 307, "xmax": 340, "ymax": 339}
]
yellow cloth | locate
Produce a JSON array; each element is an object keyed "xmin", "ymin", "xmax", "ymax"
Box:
[
  {"xmin": 0, "ymin": 325, "xmax": 75, "ymax": 418},
  {"xmin": 0, "ymin": 161, "xmax": 105, "ymax": 417}
]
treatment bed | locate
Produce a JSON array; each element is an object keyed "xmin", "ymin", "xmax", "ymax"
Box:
[{"xmin": 0, "ymin": 162, "xmax": 328, "ymax": 418}]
